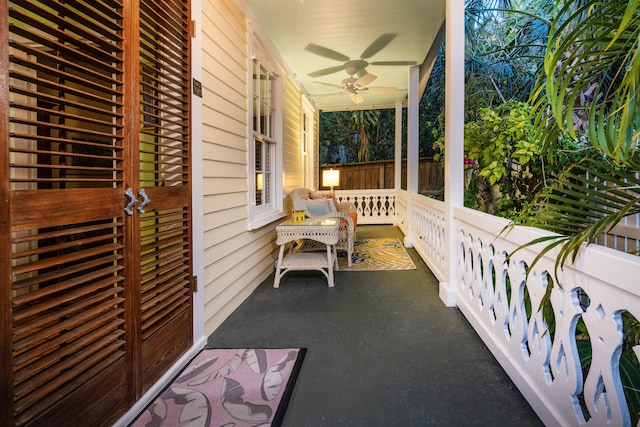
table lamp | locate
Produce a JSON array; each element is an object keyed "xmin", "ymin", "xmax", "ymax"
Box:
[{"xmin": 322, "ymin": 168, "xmax": 340, "ymax": 191}]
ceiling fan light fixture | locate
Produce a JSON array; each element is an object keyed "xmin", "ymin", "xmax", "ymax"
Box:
[
  {"xmin": 341, "ymin": 77, "xmax": 358, "ymax": 87},
  {"xmin": 349, "ymin": 92, "xmax": 364, "ymax": 104},
  {"xmin": 345, "ymin": 66, "xmax": 358, "ymax": 76}
]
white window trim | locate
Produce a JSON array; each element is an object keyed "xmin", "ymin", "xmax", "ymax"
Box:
[
  {"xmin": 247, "ymin": 45, "xmax": 285, "ymax": 230},
  {"xmin": 301, "ymin": 96, "xmax": 316, "ymax": 190}
]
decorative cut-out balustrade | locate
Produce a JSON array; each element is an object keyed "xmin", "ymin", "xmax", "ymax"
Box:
[
  {"xmin": 451, "ymin": 206, "xmax": 640, "ymax": 426},
  {"xmin": 335, "ymin": 189, "xmax": 396, "ymax": 225},
  {"xmin": 410, "ymin": 194, "xmax": 446, "ymax": 281},
  {"xmin": 341, "ymin": 188, "xmax": 640, "ymax": 427}
]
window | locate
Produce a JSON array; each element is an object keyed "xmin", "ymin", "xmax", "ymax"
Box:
[{"xmin": 249, "ymin": 57, "xmax": 284, "ymax": 229}]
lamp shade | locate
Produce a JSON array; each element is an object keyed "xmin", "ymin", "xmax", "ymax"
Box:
[
  {"xmin": 322, "ymin": 169, "xmax": 340, "ymax": 189},
  {"xmin": 256, "ymin": 173, "xmax": 263, "ymax": 191}
]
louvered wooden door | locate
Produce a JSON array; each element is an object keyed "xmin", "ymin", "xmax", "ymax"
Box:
[
  {"xmin": 1, "ymin": 1, "xmax": 193, "ymax": 426},
  {"xmin": 135, "ymin": 0, "xmax": 193, "ymax": 393}
]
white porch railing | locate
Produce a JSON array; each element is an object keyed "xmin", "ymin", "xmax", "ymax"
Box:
[
  {"xmin": 335, "ymin": 189, "xmax": 396, "ymax": 225},
  {"xmin": 340, "ymin": 188, "xmax": 640, "ymax": 427},
  {"xmin": 395, "ymin": 190, "xmax": 409, "ymax": 235},
  {"xmin": 410, "ymin": 192, "xmax": 446, "ymax": 282},
  {"xmin": 451, "ymin": 205, "xmax": 640, "ymax": 426}
]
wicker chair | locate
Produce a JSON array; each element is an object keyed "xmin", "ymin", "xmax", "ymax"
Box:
[{"xmin": 290, "ymin": 188, "xmax": 357, "ymax": 267}]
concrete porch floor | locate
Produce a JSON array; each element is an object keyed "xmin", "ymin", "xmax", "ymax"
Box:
[{"xmin": 206, "ymin": 225, "xmax": 543, "ymax": 426}]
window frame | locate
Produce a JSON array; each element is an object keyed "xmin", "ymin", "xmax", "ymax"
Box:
[
  {"xmin": 248, "ymin": 52, "xmax": 285, "ymax": 230},
  {"xmin": 301, "ymin": 96, "xmax": 316, "ymax": 190}
]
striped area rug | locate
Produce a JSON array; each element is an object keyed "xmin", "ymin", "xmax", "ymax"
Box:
[{"xmin": 338, "ymin": 238, "xmax": 416, "ymax": 271}]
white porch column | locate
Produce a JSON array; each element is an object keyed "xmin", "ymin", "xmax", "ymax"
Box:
[
  {"xmin": 394, "ymin": 101, "xmax": 403, "ymax": 226},
  {"xmin": 404, "ymin": 66, "xmax": 419, "ymax": 248},
  {"xmin": 441, "ymin": 0, "xmax": 465, "ymax": 306},
  {"xmin": 394, "ymin": 101, "xmax": 402, "ymax": 191}
]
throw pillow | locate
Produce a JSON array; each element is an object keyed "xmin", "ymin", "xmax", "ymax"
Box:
[
  {"xmin": 305, "ymin": 198, "xmax": 336, "ymax": 216},
  {"xmin": 340, "ymin": 211, "xmax": 358, "ymax": 231},
  {"xmin": 349, "ymin": 211, "xmax": 358, "ymax": 229},
  {"xmin": 310, "ymin": 190, "xmax": 339, "ymax": 211}
]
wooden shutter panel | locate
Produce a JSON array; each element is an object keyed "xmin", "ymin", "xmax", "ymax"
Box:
[
  {"xmin": 5, "ymin": 1, "xmax": 129, "ymax": 425},
  {"xmin": 137, "ymin": 0, "xmax": 193, "ymax": 391}
]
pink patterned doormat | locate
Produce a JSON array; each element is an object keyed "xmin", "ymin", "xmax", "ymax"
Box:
[{"xmin": 131, "ymin": 348, "xmax": 306, "ymax": 427}]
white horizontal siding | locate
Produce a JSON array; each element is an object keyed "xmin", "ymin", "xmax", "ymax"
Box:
[
  {"xmin": 200, "ymin": 0, "xmax": 307, "ymax": 336},
  {"xmin": 203, "ymin": 159, "xmax": 247, "ymax": 177},
  {"xmin": 283, "ymin": 76, "xmax": 302, "ymax": 203},
  {"xmin": 202, "ymin": 205, "xmax": 248, "ymax": 230},
  {"xmin": 202, "ymin": 144, "xmax": 247, "ymax": 167}
]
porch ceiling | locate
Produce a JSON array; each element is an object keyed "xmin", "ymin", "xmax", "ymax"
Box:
[{"xmin": 246, "ymin": 0, "xmax": 446, "ymax": 111}]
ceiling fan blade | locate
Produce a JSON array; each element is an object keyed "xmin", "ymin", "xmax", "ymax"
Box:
[
  {"xmin": 313, "ymin": 81, "xmax": 343, "ymax": 89},
  {"xmin": 369, "ymin": 61, "xmax": 418, "ymax": 66},
  {"xmin": 316, "ymin": 91, "xmax": 347, "ymax": 99},
  {"xmin": 366, "ymin": 86, "xmax": 396, "ymax": 94},
  {"xmin": 350, "ymin": 93, "xmax": 364, "ymax": 104},
  {"xmin": 305, "ymin": 43, "xmax": 350, "ymax": 62},
  {"xmin": 360, "ymin": 34, "xmax": 396, "ymax": 59},
  {"xmin": 356, "ymin": 68, "xmax": 368, "ymax": 78},
  {"xmin": 355, "ymin": 73, "xmax": 377, "ymax": 88},
  {"xmin": 308, "ymin": 65, "xmax": 347, "ymax": 78}
]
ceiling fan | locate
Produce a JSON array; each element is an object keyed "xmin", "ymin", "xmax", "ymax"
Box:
[
  {"xmin": 305, "ymin": 33, "xmax": 417, "ymax": 78},
  {"xmin": 314, "ymin": 73, "xmax": 396, "ymax": 105}
]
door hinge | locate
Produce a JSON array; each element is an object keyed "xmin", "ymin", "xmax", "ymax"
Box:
[
  {"xmin": 190, "ymin": 19, "xmax": 196, "ymax": 38},
  {"xmin": 192, "ymin": 275, "xmax": 198, "ymax": 293}
]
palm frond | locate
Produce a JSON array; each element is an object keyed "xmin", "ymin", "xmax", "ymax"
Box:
[
  {"xmin": 531, "ymin": 0, "xmax": 640, "ymax": 165},
  {"xmin": 515, "ymin": 154, "xmax": 640, "ymax": 271}
]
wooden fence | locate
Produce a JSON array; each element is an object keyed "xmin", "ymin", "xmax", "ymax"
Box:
[{"xmin": 319, "ymin": 159, "xmax": 443, "ymax": 197}]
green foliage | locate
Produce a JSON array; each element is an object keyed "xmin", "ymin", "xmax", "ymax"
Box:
[
  {"xmin": 419, "ymin": 45, "xmax": 445, "ymax": 158},
  {"xmin": 464, "ymin": 0, "xmax": 551, "ymax": 116},
  {"xmin": 466, "ymin": 101, "xmax": 536, "ymax": 182},
  {"xmin": 434, "ymin": 100, "xmax": 592, "ymax": 218},
  {"xmin": 531, "ymin": 0, "xmax": 640, "ymax": 166},
  {"xmin": 434, "ymin": 101, "xmax": 542, "ymax": 217},
  {"xmin": 468, "ymin": 101, "xmax": 539, "ymax": 216},
  {"xmin": 320, "ymin": 97, "xmax": 436, "ymax": 165},
  {"xmin": 518, "ymin": 0, "xmax": 640, "ymax": 263},
  {"xmin": 319, "ymin": 111, "xmax": 354, "ymax": 164},
  {"xmin": 319, "ymin": 109, "xmax": 397, "ymax": 164}
]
